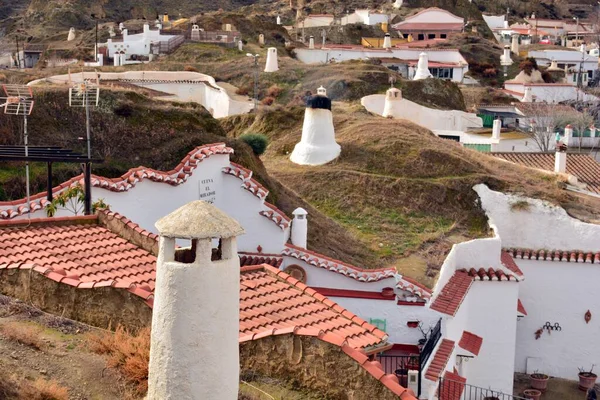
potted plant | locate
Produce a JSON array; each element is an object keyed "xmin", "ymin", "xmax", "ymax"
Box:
[
  {"xmin": 579, "ymin": 366, "xmax": 598, "ymax": 391},
  {"xmin": 530, "ymin": 372, "xmax": 549, "ymax": 391},
  {"xmin": 524, "ymin": 389, "xmax": 542, "ymax": 400}
]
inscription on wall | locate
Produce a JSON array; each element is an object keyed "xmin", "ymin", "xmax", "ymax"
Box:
[{"xmin": 198, "ymin": 178, "xmax": 217, "ymax": 204}]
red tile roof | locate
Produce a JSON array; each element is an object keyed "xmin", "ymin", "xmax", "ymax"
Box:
[
  {"xmin": 311, "ymin": 287, "xmax": 397, "ymax": 301},
  {"xmin": 393, "ymin": 22, "xmax": 464, "ymax": 31},
  {"xmin": 501, "ymin": 252, "xmax": 524, "ymax": 277},
  {"xmin": 0, "ymin": 215, "xmax": 157, "ymax": 305},
  {"xmin": 283, "ymin": 244, "xmax": 431, "ymax": 301},
  {"xmin": 238, "ymin": 265, "xmax": 388, "ymax": 349},
  {"xmin": 440, "ymin": 370, "xmax": 467, "ymax": 400},
  {"xmin": 430, "ymin": 271, "xmax": 473, "ymax": 316},
  {"xmin": 459, "ymin": 267, "xmax": 521, "ymax": 281},
  {"xmin": 517, "ymin": 299, "xmax": 528, "ymax": 316},
  {"xmin": 506, "ymin": 248, "xmax": 600, "ymax": 264},
  {"xmin": 425, "ymin": 339, "xmax": 455, "ymax": 381},
  {"xmin": 491, "ymin": 152, "xmax": 600, "ymax": 194},
  {"xmin": 239, "ymin": 253, "xmax": 283, "ymax": 268},
  {"xmin": 458, "ymin": 331, "xmax": 483, "ymax": 356}
]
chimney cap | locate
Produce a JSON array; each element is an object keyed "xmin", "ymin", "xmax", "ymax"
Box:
[
  {"xmin": 292, "ymin": 207, "xmax": 308, "ymax": 216},
  {"xmin": 156, "ymin": 200, "xmax": 245, "ymax": 239}
]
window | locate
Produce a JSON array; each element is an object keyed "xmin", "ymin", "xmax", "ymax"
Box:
[
  {"xmin": 440, "ymin": 34, "xmax": 447, "ymax": 39},
  {"xmin": 430, "ymin": 68, "xmax": 454, "ymax": 80},
  {"xmin": 428, "ymin": 34, "xmax": 436, "ymax": 39},
  {"xmin": 370, "ymin": 318, "xmax": 387, "ymax": 332},
  {"xmin": 417, "ymin": 34, "xmax": 425, "ymax": 40}
]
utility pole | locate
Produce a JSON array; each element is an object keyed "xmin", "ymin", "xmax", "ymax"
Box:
[
  {"xmin": 15, "ymin": 36, "xmax": 21, "ymax": 69},
  {"xmin": 246, "ymin": 53, "xmax": 259, "ymax": 112}
]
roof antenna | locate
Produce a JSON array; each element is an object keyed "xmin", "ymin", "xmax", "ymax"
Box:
[
  {"xmin": 0, "ymin": 84, "xmax": 34, "ymax": 220},
  {"xmin": 68, "ymin": 69, "xmax": 100, "ymax": 215}
]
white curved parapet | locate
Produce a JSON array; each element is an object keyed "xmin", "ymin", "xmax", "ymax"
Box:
[{"xmin": 29, "ymin": 71, "xmax": 254, "ymax": 119}]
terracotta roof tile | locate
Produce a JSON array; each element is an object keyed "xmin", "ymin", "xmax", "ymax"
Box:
[
  {"xmin": 458, "ymin": 331, "xmax": 483, "ymax": 356},
  {"xmin": 425, "ymin": 339, "xmax": 455, "ymax": 381},
  {"xmin": 517, "ymin": 299, "xmax": 528, "ymax": 316},
  {"xmin": 501, "ymin": 252, "xmax": 524, "ymax": 276},
  {"xmin": 440, "ymin": 370, "xmax": 467, "ymax": 400},
  {"xmin": 430, "ymin": 272, "xmax": 473, "ymax": 316},
  {"xmin": 506, "ymin": 248, "xmax": 600, "ymax": 264},
  {"xmin": 491, "ymin": 152, "xmax": 600, "ymax": 194}
]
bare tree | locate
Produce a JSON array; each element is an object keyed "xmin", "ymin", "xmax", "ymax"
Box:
[
  {"xmin": 517, "ymin": 103, "xmax": 580, "ymax": 152},
  {"xmin": 572, "ymin": 110, "xmax": 595, "ymax": 151}
]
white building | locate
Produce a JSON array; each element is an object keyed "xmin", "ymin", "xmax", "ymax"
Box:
[
  {"xmin": 391, "ymin": 8, "xmax": 464, "ymax": 41},
  {"xmin": 527, "ymin": 49, "xmax": 598, "ymax": 85},
  {"xmin": 103, "ymin": 23, "xmax": 183, "ymax": 61},
  {"xmin": 299, "ymin": 14, "xmax": 335, "ymax": 28},
  {"xmin": 294, "ymin": 46, "xmax": 469, "ymax": 83},
  {"xmin": 341, "ymin": 10, "xmax": 389, "ymax": 26}
]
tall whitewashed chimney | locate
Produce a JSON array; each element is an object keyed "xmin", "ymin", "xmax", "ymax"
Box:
[
  {"xmin": 277, "ymin": 15, "xmax": 282, "ymax": 25},
  {"xmin": 258, "ymin": 34, "xmax": 265, "ymax": 46},
  {"xmin": 511, "ymin": 33, "xmax": 519, "ymax": 54},
  {"xmin": 191, "ymin": 25, "xmax": 201, "ymax": 41},
  {"xmin": 67, "ymin": 28, "xmax": 76, "ymax": 41},
  {"xmin": 555, "ymin": 143, "xmax": 567, "ymax": 173},
  {"xmin": 291, "ymin": 208, "xmax": 308, "ymax": 248},
  {"xmin": 521, "ymin": 86, "xmax": 533, "ymax": 102},
  {"xmin": 501, "ymin": 45, "xmax": 512, "ymax": 65},
  {"xmin": 148, "ymin": 201, "xmax": 245, "ymax": 400},
  {"xmin": 382, "ymin": 87, "xmax": 403, "ymax": 118},
  {"xmin": 264, "ymin": 47, "xmax": 279, "ymax": 72},
  {"xmin": 393, "ymin": 0, "xmax": 403, "ymax": 8},
  {"xmin": 309, "ymin": 35, "xmax": 315, "ymax": 49},
  {"xmin": 492, "ymin": 118, "xmax": 502, "ymax": 139},
  {"xmin": 503, "ymin": 20, "xmax": 509, "ymax": 29},
  {"xmin": 383, "ymin": 33, "xmax": 392, "ymax": 49},
  {"xmin": 590, "ymin": 125, "xmax": 597, "ymax": 137},
  {"xmin": 238, "ymin": 40, "xmax": 243, "ymax": 51},
  {"xmin": 290, "ymin": 86, "xmax": 341, "ymax": 165},
  {"xmin": 564, "ymin": 124, "xmax": 573, "ymax": 145},
  {"xmin": 413, "ymin": 52, "xmax": 433, "ymax": 80}
]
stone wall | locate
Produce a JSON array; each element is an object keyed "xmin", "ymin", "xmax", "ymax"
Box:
[
  {"xmin": 0, "ymin": 269, "xmax": 152, "ymax": 331},
  {"xmin": 240, "ymin": 334, "xmax": 400, "ymax": 400},
  {"xmin": 98, "ymin": 210, "xmax": 159, "ymax": 255}
]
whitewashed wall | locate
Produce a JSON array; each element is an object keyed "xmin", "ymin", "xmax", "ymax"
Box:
[
  {"xmin": 483, "ymin": 15, "xmax": 506, "ymax": 30},
  {"xmin": 399, "ymin": 9, "xmax": 463, "ymax": 24},
  {"xmin": 474, "ymin": 184, "xmax": 600, "ymax": 251},
  {"xmin": 515, "ymin": 258, "xmax": 600, "ymax": 379},
  {"xmin": 106, "ymin": 26, "xmax": 176, "ymax": 57},
  {"xmin": 301, "ymin": 16, "xmax": 335, "ymax": 28},
  {"xmin": 361, "ymin": 94, "xmax": 482, "ymax": 131},
  {"xmin": 504, "ymin": 82, "xmax": 599, "ymax": 103}
]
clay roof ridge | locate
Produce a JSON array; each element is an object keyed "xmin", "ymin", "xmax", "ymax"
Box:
[
  {"xmin": 506, "ymin": 247, "xmax": 600, "ymax": 263},
  {"xmin": 0, "ymin": 143, "xmax": 233, "ymax": 220}
]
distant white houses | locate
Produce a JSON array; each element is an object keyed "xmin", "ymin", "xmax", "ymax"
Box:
[
  {"xmin": 391, "ymin": 8, "xmax": 464, "ymax": 41},
  {"xmin": 101, "ymin": 23, "xmax": 184, "ymax": 63},
  {"xmin": 527, "ymin": 49, "xmax": 598, "ymax": 85},
  {"xmin": 294, "ymin": 46, "xmax": 469, "ymax": 83},
  {"xmin": 299, "ymin": 14, "xmax": 336, "ymax": 28},
  {"xmin": 340, "ymin": 10, "xmax": 390, "ymax": 26},
  {"xmin": 503, "ymin": 81, "xmax": 598, "ymax": 103}
]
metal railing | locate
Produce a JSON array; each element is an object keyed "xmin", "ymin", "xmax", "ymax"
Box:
[
  {"xmin": 439, "ymin": 378, "xmax": 528, "ymax": 400},
  {"xmin": 377, "ymin": 354, "xmax": 421, "ymax": 395},
  {"xmin": 421, "ymin": 318, "xmax": 442, "ymax": 367}
]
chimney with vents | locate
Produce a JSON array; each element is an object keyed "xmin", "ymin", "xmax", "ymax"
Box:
[
  {"xmin": 521, "ymin": 86, "xmax": 533, "ymax": 102},
  {"xmin": 264, "ymin": 47, "xmax": 279, "ymax": 72},
  {"xmin": 382, "ymin": 87, "xmax": 403, "ymax": 118},
  {"xmin": 383, "ymin": 33, "xmax": 392, "ymax": 49},
  {"xmin": 564, "ymin": 124, "xmax": 573, "ymax": 144},
  {"xmin": 290, "ymin": 86, "xmax": 341, "ymax": 165},
  {"xmin": 148, "ymin": 201, "xmax": 245, "ymax": 400},
  {"xmin": 413, "ymin": 52, "xmax": 433, "ymax": 80},
  {"xmin": 258, "ymin": 34, "xmax": 265, "ymax": 46},
  {"xmin": 291, "ymin": 208, "xmax": 308, "ymax": 248},
  {"xmin": 555, "ymin": 142, "xmax": 567, "ymax": 174},
  {"xmin": 277, "ymin": 15, "xmax": 281, "ymax": 25},
  {"xmin": 511, "ymin": 33, "xmax": 519, "ymax": 54},
  {"xmin": 591, "ymin": 125, "xmax": 597, "ymax": 137},
  {"xmin": 309, "ymin": 35, "xmax": 315, "ymax": 49},
  {"xmin": 492, "ymin": 118, "xmax": 502, "ymax": 140},
  {"xmin": 393, "ymin": 0, "xmax": 403, "ymax": 8}
]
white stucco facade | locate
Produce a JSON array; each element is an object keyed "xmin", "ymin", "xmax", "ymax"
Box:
[
  {"xmin": 31, "ymin": 71, "xmax": 254, "ymax": 119},
  {"xmin": 504, "ymin": 82, "xmax": 599, "ymax": 103},
  {"xmin": 341, "ymin": 10, "xmax": 389, "ymax": 26},
  {"xmin": 104, "ymin": 24, "xmax": 180, "ymax": 58},
  {"xmin": 474, "ymin": 184, "xmax": 600, "ymax": 251},
  {"xmin": 361, "ymin": 93, "xmax": 483, "ymax": 132}
]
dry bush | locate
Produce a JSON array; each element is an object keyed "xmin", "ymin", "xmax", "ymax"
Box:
[
  {"xmin": 236, "ymin": 86, "xmax": 250, "ymax": 96},
  {"xmin": 89, "ymin": 326, "xmax": 150, "ymax": 394},
  {"xmin": 20, "ymin": 378, "xmax": 69, "ymax": 400},
  {"xmin": 266, "ymin": 84, "xmax": 283, "ymax": 98},
  {"xmin": 0, "ymin": 73, "xmax": 7, "ymax": 83},
  {"xmin": 183, "ymin": 65, "xmax": 198, "ymax": 72},
  {"xmin": 0, "ymin": 322, "xmax": 45, "ymax": 350},
  {"xmin": 261, "ymin": 96, "xmax": 275, "ymax": 106}
]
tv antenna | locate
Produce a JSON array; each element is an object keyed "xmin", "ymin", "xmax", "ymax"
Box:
[
  {"xmin": 68, "ymin": 69, "xmax": 100, "ymax": 214},
  {"xmin": 0, "ymin": 84, "xmax": 34, "ymax": 217}
]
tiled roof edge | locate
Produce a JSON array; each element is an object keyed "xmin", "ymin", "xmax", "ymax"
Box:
[
  {"xmin": 0, "ymin": 143, "xmax": 233, "ymax": 220},
  {"xmin": 505, "ymin": 247, "xmax": 600, "ymax": 264},
  {"xmin": 0, "ymin": 215, "xmax": 97, "ymax": 228}
]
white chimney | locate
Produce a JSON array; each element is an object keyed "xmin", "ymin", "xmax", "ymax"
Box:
[
  {"xmin": 290, "ymin": 86, "xmax": 341, "ymax": 165},
  {"xmin": 492, "ymin": 118, "xmax": 502, "ymax": 139},
  {"xmin": 393, "ymin": 0, "xmax": 403, "ymax": 8},
  {"xmin": 521, "ymin": 86, "xmax": 533, "ymax": 102},
  {"xmin": 119, "ymin": 22, "xmax": 125, "ymax": 31},
  {"xmin": 413, "ymin": 52, "xmax": 433, "ymax": 80},
  {"xmin": 531, "ymin": 12, "xmax": 536, "ymax": 19},
  {"xmin": 383, "ymin": 33, "xmax": 392, "ymax": 49},
  {"xmin": 113, "ymin": 52, "xmax": 121, "ymax": 67},
  {"xmin": 264, "ymin": 47, "xmax": 279, "ymax": 72},
  {"xmin": 591, "ymin": 126, "xmax": 597, "ymax": 137},
  {"xmin": 67, "ymin": 28, "xmax": 76, "ymax": 41},
  {"xmin": 148, "ymin": 201, "xmax": 245, "ymax": 400},
  {"xmin": 277, "ymin": 15, "xmax": 282, "ymax": 25},
  {"xmin": 291, "ymin": 208, "xmax": 308, "ymax": 248},
  {"xmin": 237, "ymin": 40, "xmax": 243, "ymax": 51},
  {"xmin": 120, "ymin": 52, "xmax": 127, "ymax": 66},
  {"xmin": 309, "ymin": 36, "xmax": 315, "ymax": 49},
  {"xmin": 258, "ymin": 34, "xmax": 265, "ymax": 46},
  {"xmin": 191, "ymin": 25, "xmax": 201, "ymax": 41},
  {"xmin": 555, "ymin": 146, "xmax": 567, "ymax": 173},
  {"xmin": 382, "ymin": 87, "xmax": 403, "ymax": 118},
  {"xmin": 548, "ymin": 59, "xmax": 560, "ymax": 71},
  {"xmin": 564, "ymin": 124, "xmax": 573, "ymax": 144},
  {"xmin": 143, "ymin": 23, "xmax": 150, "ymax": 35},
  {"xmin": 503, "ymin": 20, "xmax": 509, "ymax": 29},
  {"xmin": 501, "ymin": 45, "xmax": 512, "ymax": 65},
  {"xmin": 511, "ymin": 33, "xmax": 519, "ymax": 54}
]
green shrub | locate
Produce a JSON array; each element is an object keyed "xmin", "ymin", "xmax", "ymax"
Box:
[{"xmin": 240, "ymin": 133, "xmax": 269, "ymax": 156}]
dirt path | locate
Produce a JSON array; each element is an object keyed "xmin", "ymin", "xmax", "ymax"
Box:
[{"xmin": 0, "ymin": 295, "xmax": 136, "ymax": 400}]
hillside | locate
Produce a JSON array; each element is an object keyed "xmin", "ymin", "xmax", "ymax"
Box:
[{"xmin": 222, "ymin": 104, "xmax": 600, "ymax": 287}]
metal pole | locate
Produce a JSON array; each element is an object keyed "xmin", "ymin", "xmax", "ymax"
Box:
[
  {"xmin": 47, "ymin": 162, "xmax": 52, "ymax": 202},
  {"xmin": 15, "ymin": 36, "xmax": 21, "ymax": 69},
  {"xmin": 253, "ymin": 56, "xmax": 259, "ymax": 112},
  {"xmin": 95, "ymin": 20, "xmax": 98, "ymax": 63},
  {"xmin": 84, "ymin": 88, "xmax": 92, "ymax": 215},
  {"xmin": 24, "ymin": 111, "xmax": 30, "ymax": 217}
]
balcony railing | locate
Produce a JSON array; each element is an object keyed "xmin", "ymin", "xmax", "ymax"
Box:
[
  {"xmin": 377, "ymin": 354, "xmax": 421, "ymax": 396},
  {"xmin": 421, "ymin": 317, "xmax": 442, "ymax": 367},
  {"xmin": 439, "ymin": 378, "xmax": 528, "ymax": 400}
]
